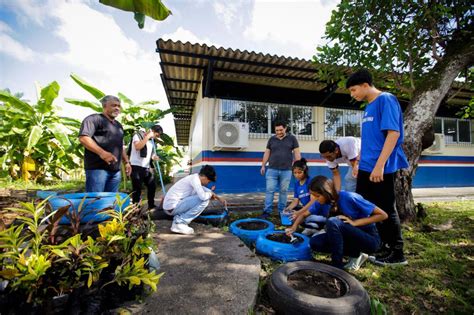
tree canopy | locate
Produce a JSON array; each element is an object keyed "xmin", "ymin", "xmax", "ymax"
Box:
[{"xmin": 314, "ymin": 0, "xmax": 473, "ymax": 97}]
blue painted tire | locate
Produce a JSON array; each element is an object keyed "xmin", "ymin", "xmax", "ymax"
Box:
[
  {"xmin": 229, "ymin": 218, "xmax": 275, "ymax": 246},
  {"xmin": 194, "ymin": 209, "xmax": 229, "ymax": 227},
  {"xmin": 36, "ymin": 190, "xmax": 58, "ymax": 199},
  {"xmin": 48, "ymin": 192, "xmax": 130, "ymax": 225},
  {"xmin": 256, "ymin": 231, "xmax": 312, "ymax": 262}
]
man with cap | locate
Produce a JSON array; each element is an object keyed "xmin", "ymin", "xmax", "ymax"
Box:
[
  {"xmin": 163, "ymin": 165, "xmax": 226, "ymax": 235},
  {"xmin": 129, "ymin": 124, "xmax": 163, "ymax": 210}
]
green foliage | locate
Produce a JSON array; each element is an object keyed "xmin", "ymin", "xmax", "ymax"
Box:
[
  {"xmin": 370, "ymin": 297, "xmax": 388, "ymax": 315},
  {"xmin": 99, "ymin": 0, "xmax": 172, "ymax": 29},
  {"xmin": 314, "ymin": 0, "xmax": 473, "ymax": 97},
  {"xmin": 0, "ymin": 196, "xmax": 162, "ymax": 307},
  {"xmin": 0, "ymin": 84, "xmax": 82, "ymax": 182}
]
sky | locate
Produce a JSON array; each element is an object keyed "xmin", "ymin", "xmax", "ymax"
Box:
[{"xmin": 0, "ymin": 0, "xmax": 339, "ymax": 143}]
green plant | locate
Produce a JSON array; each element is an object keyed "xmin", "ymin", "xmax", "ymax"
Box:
[
  {"xmin": 0, "ymin": 195, "xmax": 162, "ymax": 311},
  {"xmin": 0, "ymin": 83, "xmax": 81, "ymax": 182},
  {"xmin": 370, "ymin": 297, "xmax": 388, "ymax": 315}
]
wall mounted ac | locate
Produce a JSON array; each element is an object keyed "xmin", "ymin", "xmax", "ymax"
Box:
[
  {"xmin": 425, "ymin": 133, "xmax": 445, "ymax": 153},
  {"xmin": 214, "ymin": 121, "xmax": 249, "ymax": 149}
]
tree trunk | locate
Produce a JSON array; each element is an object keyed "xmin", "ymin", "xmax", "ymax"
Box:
[{"xmin": 396, "ymin": 29, "xmax": 474, "ymax": 222}]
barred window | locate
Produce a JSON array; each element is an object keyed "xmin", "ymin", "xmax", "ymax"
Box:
[
  {"xmin": 434, "ymin": 117, "xmax": 472, "ymax": 145},
  {"xmin": 324, "ymin": 108, "xmax": 363, "ymax": 139},
  {"xmin": 221, "ymin": 99, "xmax": 313, "ymax": 139}
]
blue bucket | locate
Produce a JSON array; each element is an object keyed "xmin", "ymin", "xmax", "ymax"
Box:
[{"xmin": 48, "ymin": 192, "xmax": 130, "ymax": 225}]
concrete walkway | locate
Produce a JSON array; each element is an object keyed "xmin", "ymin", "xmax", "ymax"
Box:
[{"xmin": 120, "ymin": 222, "xmax": 261, "ymax": 315}]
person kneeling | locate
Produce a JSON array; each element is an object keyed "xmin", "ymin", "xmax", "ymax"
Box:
[
  {"xmin": 163, "ymin": 165, "xmax": 226, "ymax": 235},
  {"xmin": 286, "ymin": 176, "xmax": 387, "ymax": 270}
]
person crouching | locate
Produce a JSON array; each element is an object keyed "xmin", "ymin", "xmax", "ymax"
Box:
[{"xmin": 163, "ymin": 165, "xmax": 226, "ymax": 235}]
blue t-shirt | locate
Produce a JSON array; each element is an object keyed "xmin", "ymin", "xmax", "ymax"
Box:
[
  {"xmin": 294, "ymin": 177, "xmax": 311, "ymax": 206},
  {"xmin": 309, "ymin": 191, "xmax": 376, "ymax": 226},
  {"xmin": 360, "ymin": 92, "xmax": 409, "ymax": 174},
  {"xmin": 293, "ymin": 177, "xmax": 330, "ymax": 216}
]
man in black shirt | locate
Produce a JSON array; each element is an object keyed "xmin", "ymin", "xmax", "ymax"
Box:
[
  {"xmin": 260, "ymin": 121, "xmax": 301, "ymax": 218},
  {"xmin": 79, "ymin": 95, "xmax": 131, "ymax": 192}
]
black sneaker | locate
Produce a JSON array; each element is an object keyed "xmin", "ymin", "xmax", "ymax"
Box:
[
  {"xmin": 368, "ymin": 244, "xmax": 391, "ymax": 262},
  {"xmin": 374, "ymin": 251, "xmax": 408, "ymax": 266}
]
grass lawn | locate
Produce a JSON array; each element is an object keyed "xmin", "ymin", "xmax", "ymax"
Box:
[{"xmin": 248, "ymin": 200, "xmax": 474, "ymax": 314}]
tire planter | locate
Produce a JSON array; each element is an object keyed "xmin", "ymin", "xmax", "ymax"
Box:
[
  {"xmin": 268, "ymin": 261, "xmax": 370, "ymax": 315},
  {"xmin": 229, "ymin": 218, "xmax": 274, "ymax": 246},
  {"xmin": 36, "ymin": 190, "xmax": 58, "ymax": 199},
  {"xmin": 255, "ymin": 231, "xmax": 312, "ymax": 262},
  {"xmin": 48, "ymin": 192, "xmax": 130, "ymax": 225},
  {"xmin": 194, "ymin": 209, "xmax": 229, "ymax": 227}
]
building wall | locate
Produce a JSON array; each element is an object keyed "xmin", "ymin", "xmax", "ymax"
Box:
[{"xmin": 188, "ymin": 97, "xmax": 474, "ymax": 192}]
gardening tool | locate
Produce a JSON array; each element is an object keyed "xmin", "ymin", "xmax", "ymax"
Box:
[
  {"xmin": 151, "ymin": 138, "xmax": 166, "ymax": 194},
  {"xmin": 289, "ymin": 234, "xmax": 298, "ymax": 244}
]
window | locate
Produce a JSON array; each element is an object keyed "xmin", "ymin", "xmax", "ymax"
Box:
[
  {"xmin": 220, "ymin": 99, "xmax": 314, "ymax": 139},
  {"xmin": 324, "ymin": 108, "xmax": 363, "ymax": 139},
  {"xmin": 434, "ymin": 117, "xmax": 472, "ymax": 145}
]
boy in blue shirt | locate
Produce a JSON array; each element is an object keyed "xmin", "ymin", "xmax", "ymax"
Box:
[{"xmin": 346, "ymin": 69, "xmax": 409, "ymax": 266}]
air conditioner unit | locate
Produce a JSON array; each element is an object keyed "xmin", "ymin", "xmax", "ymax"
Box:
[
  {"xmin": 426, "ymin": 133, "xmax": 445, "ymax": 153},
  {"xmin": 214, "ymin": 121, "xmax": 249, "ymax": 149}
]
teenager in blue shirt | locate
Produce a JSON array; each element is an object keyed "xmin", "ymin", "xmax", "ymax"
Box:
[
  {"xmin": 346, "ymin": 69, "xmax": 409, "ymax": 266},
  {"xmin": 287, "ymin": 176, "xmax": 388, "ymax": 270},
  {"xmin": 283, "ymin": 159, "xmax": 329, "ymax": 235}
]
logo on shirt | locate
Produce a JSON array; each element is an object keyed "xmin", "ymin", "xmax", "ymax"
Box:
[{"xmin": 362, "ymin": 116, "xmax": 374, "ymax": 123}]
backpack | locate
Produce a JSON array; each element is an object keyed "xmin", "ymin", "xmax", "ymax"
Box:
[{"xmin": 126, "ymin": 131, "xmax": 147, "ymax": 158}]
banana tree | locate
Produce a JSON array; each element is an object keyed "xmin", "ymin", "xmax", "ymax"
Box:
[{"xmin": 0, "ymin": 84, "xmax": 82, "ymax": 182}]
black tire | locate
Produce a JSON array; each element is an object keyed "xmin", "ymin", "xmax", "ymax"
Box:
[{"xmin": 268, "ymin": 261, "xmax": 370, "ymax": 315}]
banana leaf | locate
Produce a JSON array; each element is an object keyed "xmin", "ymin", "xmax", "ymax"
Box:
[
  {"xmin": 27, "ymin": 125, "xmax": 43, "ymax": 151},
  {"xmin": 64, "ymin": 98, "xmax": 102, "ymax": 112},
  {"xmin": 50, "ymin": 123, "xmax": 72, "ymax": 148},
  {"xmin": 99, "ymin": 0, "xmax": 171, "ymax": 21},
  {"xmin": 0, "ymin": 90, "xmax": 34, "ymax": 114},
  {"xmin": 70, "ymin": 74, "xmax": 105, "ymax": 100},
  {"xmin": 37, "ymin": 81, "xmax": 60, "ymax": 113}
]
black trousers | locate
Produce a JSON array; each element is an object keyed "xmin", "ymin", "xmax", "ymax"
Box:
[
  {"xmin": 356, "ymin": 170, "xmax": 404, "ymax": 251},
  {"xmin": 131, "ymin": 165, "xmax": 156, "ymax": 209}
]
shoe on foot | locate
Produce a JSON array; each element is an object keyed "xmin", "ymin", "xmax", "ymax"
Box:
[
  {"xmin": 344, "ymin": 253, "xmax": 369, "ymax": 271},
  {"xmin": 301, "ymin": 228, "xmax": 318, "ymax": 236},
  {"xmin": 374, "ymin": 251, "xmax": 408, "ymax": 266},
  {"xmin": 170, "ymin": 222, "xmax": 194, "ymax": 235}
]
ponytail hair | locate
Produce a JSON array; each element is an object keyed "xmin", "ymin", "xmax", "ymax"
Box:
[
  {"xmin": 309, "ymin": 175, "xmax": 340, "ymax": 216},
  {"xmin": 292, "ymin": 158, "xmax": 309, "ymax": 179}
]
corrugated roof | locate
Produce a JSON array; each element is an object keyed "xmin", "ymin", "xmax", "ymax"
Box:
[
  {"xmin": 156, "ymin": 39, "xmax": 473, "ymax": 146},
  {"xmin": 156, "ymin": 39, "xmax": 333, "ymax": 145}
]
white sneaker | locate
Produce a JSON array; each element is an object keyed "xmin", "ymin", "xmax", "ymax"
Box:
[
  {"xmin": 170, "ymin": 222, "xmax": 194, "ymax": 235},
  {"xmin": 301, "ymin": 228, "xmax": 318, "ymax": 236},
  {"xmin": 344, "ymin": 253, "xmax": 369, "ymax": 271}
]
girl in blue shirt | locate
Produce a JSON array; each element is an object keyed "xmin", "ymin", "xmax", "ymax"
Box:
[
  {"xmin": 286, "ymin": 175, "xmax": 387, "ymax": 270},
  {"xmin": 284, "ymin": 159, "xmax": 330, "ymax": 234}
]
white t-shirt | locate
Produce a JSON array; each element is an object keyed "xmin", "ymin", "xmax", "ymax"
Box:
[
  {"xmin": 130, "ymin": 134, "xmax": 153, "ymax": 168},
  {"xmin": 163, "ymin": 173, "xmax": 213, "ymax": 210},
  {"xmin": 326, "ymin": 137, "xmax": 361, "ymax": 169}
]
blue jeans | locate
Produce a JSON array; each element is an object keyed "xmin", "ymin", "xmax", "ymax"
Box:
[
  {"xmin": 344, "ymin": 166, "xmax": 357, "ymax": 192},
  {"xmin": 170, "ymin": 194, "xmax": 210, "ymax": 225},
  {"xmin": 310, "ymin": 217, "xmax": 381, "ymax": 269},
  {"xmin": 85, "ymin": 169, "xmax": 121, "ymax": 192},
  {"xmin": 264, "ymin": 168, "xmax": 292, "ymax": 214}
]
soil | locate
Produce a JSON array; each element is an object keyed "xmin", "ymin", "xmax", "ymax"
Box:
[
  {"xmin": 237, "ymin": 221, "xmax": 268, "ymax": 230},
  {"xmin": 266, "ymin": 233, "xmax": 303, "ymax": 244},
  {"xmin": 287, "ymin": 269, "xmax": 346, "ymax": 298}
]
